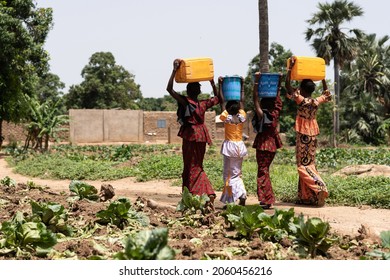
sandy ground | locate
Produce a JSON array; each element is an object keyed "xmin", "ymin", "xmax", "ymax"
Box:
[{"xmin": 1, "ymin": 157, "xmax": 389, "ymax": 237}]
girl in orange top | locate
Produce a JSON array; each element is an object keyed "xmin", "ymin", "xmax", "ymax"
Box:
[
  {"xmin": 218, "ymin": 76, "xmax": 248, "ymax": 206},
  {"xmin": 285, "ymin": 57, "xmax": 332, "ymax": 207}
]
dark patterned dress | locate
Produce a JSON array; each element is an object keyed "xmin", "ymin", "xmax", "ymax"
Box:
[
  {"xmin": 178, "ymin": 96, "xmax": 220, "ymax": 196},
  {"xmin": 252, "ymin": 95, "xmax": 283, "ymax": 205}
]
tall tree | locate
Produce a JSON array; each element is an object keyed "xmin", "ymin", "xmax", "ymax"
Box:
[
  {"xmin": 305, "ymin": 0, "xmax": 363, "ymax": 147},
  {"xmin": 36, "ymin": 73, "xmax": 65, "ymax": 104},
  {"xmin": 64, "ymin": 52, "xmax": 142, "ymax": 109},
  {"xmin": 341, "ymin": 34, "xmax": 390, "ymax": 144},
  {"xmin": 0, "ymin": 1, "xmax": 53, "ymax": 147},
  {"xmin": 258, "ymin": 0, "xmax": 269, "ymax": 73},
  {"xmin": 36, "ymin": 72, "xmax": 66, "ymax": 114}
]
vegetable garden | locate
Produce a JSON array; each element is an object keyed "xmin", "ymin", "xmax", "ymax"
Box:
[{"xmin": 0, "ymin": 143, "xmax": 389, "ymax": 260}]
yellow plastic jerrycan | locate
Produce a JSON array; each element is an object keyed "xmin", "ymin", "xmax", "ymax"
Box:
[
  {"xmin": 175, "ymin": 57, "xmax": 214, "ymax": 83},
  {"xmin": 287, "ymin": 56, "xmax": 325, "ymax": 81}
]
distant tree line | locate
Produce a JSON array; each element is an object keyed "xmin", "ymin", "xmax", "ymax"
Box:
[{"xmin": 0, "ymin": 0, "xmax": 389, "ymax": 148}]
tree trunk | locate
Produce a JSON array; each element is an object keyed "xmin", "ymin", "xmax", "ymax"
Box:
[
  {"xmin": 44, "ymin": 133, "xmax": 49, "ymax": 151},
  {"xmin": 333, "ymin": 57, "xmax": 341, "ymax": 147},
  {"xmin": 259, "ymin": 0, "xmax": 269, "ymax": 73},
  {"xmin": 0, "ymin": 119, "xmax": 3, "ymax": 149}
]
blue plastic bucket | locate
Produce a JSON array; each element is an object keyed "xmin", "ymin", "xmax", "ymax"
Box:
[
  {"xmin": 258, "ymin": 73, "xmax": 279, "ymax": 98},
  {"xmin": 222, "ymin": 76, "xmax": 241, "ymax": 101}
]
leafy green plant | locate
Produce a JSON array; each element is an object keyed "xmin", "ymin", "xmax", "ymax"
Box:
[
  {"xmin": 96, "ymin": 198, "xmax": 149, "ymax": 229},
  {"xmin": 176, "ymin": 187, "xmax": 210, "ymax": 214},
  {"xmin": 380, "ymin": 230, "xmax": 390, "ymax": 248},
  {"xmin": 0, "ymin": 212, "xmax": 57, "ymax": 257},
  {"xmin": 68, "ymin": 180, "xmax": 99, "ymax": 201},
  {"xmin": 364, "ymin": 230, "xmax": 390, "ymax": 260},
  {"xmin": 0, "ymin": 176, "xmax": 16, "ymax": 187},
  {"xmin": 30, "ymin": 201, "xmax": 73, "ymax": 236},
  {"xmin": 291, "ymin": 214, "xmax": 337, "ymax": 257},
  {"xmin": 257, "ymin": 208, "xmax": 297, "ymax": 242},
  {"xmin": 222, "ymin": 204, "xmax": 264, "ymax": 238},
  {"xmin": 114, "ymin": 228, "xmax": 175, "ymax": 260}
]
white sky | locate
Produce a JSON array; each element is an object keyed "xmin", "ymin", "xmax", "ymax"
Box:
[{"xmin": 36, "ymin": 0, "xmax": 390, "ymax": 98}]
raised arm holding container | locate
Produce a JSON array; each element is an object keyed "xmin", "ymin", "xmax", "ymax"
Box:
[
  {"xmin": 251, "ymin": 72, "xmax": 283, "ymax": 209},
  {"xmin": 166, "ymin": 58, "xmax": 220, "ymax": 211},
  {"xmin": 285, "ymin": 56, "xmax": 332, "ymax": 207},
  {"xmin": 218, "ymin": 75, "xmax": 248, "ymax": 207}
]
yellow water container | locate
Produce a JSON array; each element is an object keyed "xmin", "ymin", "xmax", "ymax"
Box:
[
  {"xmin": 175, "ymin": 57, "xmax": 214, "ymax": 83},
  {"xmin": 287, "ymin": 56, "xmax": 326, "ymax": 81}
]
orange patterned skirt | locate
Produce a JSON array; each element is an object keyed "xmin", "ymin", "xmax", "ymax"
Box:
[{"xmin": 295, "ymin": 133, "xmax": 328, "ymax": 205}]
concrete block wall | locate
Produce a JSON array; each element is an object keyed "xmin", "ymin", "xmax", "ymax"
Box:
[
  {"xmin": 69, "ymin": 109, "xmax": 143, "ymax": 144},
  {"xmin": 143, "ymin": 111, "xmax": 216, "ymax": 144},
  {"xmin": 2, "ymin": 109, "xmax": 219, "ymax": 146}
]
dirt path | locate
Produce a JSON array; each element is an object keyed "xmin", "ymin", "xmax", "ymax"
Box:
[{"xmin": 1, "ymin": 157, "xmax": 389, "ymax": 237}]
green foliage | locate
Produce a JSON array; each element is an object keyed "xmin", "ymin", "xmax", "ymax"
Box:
[
  {"xmin": 257, "ymin": 208, "xmax": 297, "ymax": 242},
  {"xmin": 64, "ymin": 52, "xmax": 142, "ymax": 110},
  {"xmin": 380, "ymin": 231, "xmax": 390, "ymax": 249},
  {"xmin": 222, "ymin": 204, "xmax": 264, "ymax": 238},
  {"xmin": 114, "ymin": 228, "xmax": 175, "ymax": 260},
  {"xmin": 0, "ymin": 176, "xmax": 16, "ymax": 187},
  {"xmin": 364, "ymin": 249, "xmax": 390, "ymax": 260},
  {"xmin": 0, "ymin": 212, "xmax": 57, "ymax": 257},
  {"xmin": 68, "ymin": 180, "xmax": 99, "ymax": 201},
  {"xmin": 8, "ymin": 145, "xmax": 390, "ymax": 209},
  {"xmin": 23, "ymin": 94, "xmax": 69, "ymax": 151},
  {"xmin": 36, "ymin": 72, "xmax": 66, "ymax": 110},
  {"xmin": 131, "ymin": 154, "xmax": 183, "ymax": 181},
  {"xmin": 0, "ymin": 1, "xmax": 53, "ymax": 140},
  {"xmin": 325, "ymin": 176, "xmax": 390, "ymax": 208},
  {"xmin": 11, "ymin": 153, "xmax": 132, "ymax": 180},
  {"xmin": 364, "ymin": 231, "xmax": 390, "ymax": 260},
  {"xmin": 316, "ymin": 147, "xmax": 390, "ymax": 168},
  {"xmin": 30, "ymin": 201, "xmax": 73, "ymax": 236},
  {"xmin": 340, "ymin": 33, "xmax": 390, "ymax": 145},
  {"xmin": 176, "ymin": 187, "xmax": 210, "ymax": 214},
  {"xmin": 96, "ymin": 198, "xmax": 149, "ymax": 230},
  {"xmin": 291, "ymin": 214, "xmax": 337, "ymax": 257},
  {"xmin": 138, "ymin": 95, "xmax": 177, "ymax": 111}
]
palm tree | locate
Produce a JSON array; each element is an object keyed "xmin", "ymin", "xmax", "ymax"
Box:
[
  {"xmin": 342, "ymin": 34, "xmax": 390, "ymax": 144},
  {"xmin": 305, "ymin": 0, "xmax": 364, "ymax": 147},
  {"xmin": 258, "ymin": 0, "xmax": 269, "ymax": 73}
]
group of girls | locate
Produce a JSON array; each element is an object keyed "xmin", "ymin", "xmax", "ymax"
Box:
[{"xmin": 166, "ymin": 57, "xmax": 332, "ymax": 210}]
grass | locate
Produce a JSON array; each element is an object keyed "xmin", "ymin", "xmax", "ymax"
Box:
[{"xmin": 4, "ymin": 143, "xmax": 390, "ymax": 209}]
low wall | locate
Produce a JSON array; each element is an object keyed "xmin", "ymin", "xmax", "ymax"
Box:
[
  {"xmin": 2, "ymin": 109, "xmax": 218, "ymax": 145},
  {"xmin": 69, "ymin": 109, "xmax": 143, "ymax": 144}
]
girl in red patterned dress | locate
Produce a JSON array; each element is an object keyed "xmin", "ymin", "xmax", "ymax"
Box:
[
  {"xmin": 166, "ymin": 59, "xmax": 221, "ymax": 207},
  {"xmin": 252, "ymin": 72, "xmax": 283, "ymax": 209},
  {"xmin": 285, "ymin": 57, "xmax": 332, "ymax": 207}
]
